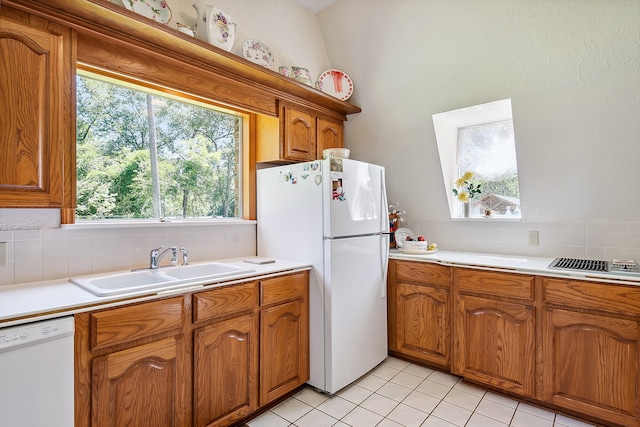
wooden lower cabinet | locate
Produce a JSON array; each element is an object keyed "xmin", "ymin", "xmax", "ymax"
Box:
[
  {"xmin": 453, "ymin": 268, "xmax": 536, "ymax": 397},
  {"xmin": 259, "ymin": 272, "xmax": 310, "ymax": 405},
  {"xmin": 260, "ymin": 300, "xmax": 306, "ymax": 404},
  {"xmin": 92, "ymin": 336, "xmax": 189, "ymax": 427},
  {"xmin": 388, "ymin": 259, "xmax": 640, "ymax": 427},
  {"xmin": 388, "ymin": 260, "xmax": 451, "ymax": 368},
  {"xmin": 542, "ymin": 278, "xmax": 640, "ymax": 427},
  {"xmin": 75, "ymin": 271, "xmax": 310, "ymax": 427},
  {"xmin": 453, "ymin": 294, "xmax": 535, "ymax": 397},
  {"xmin": 193, "ymin": 314, "xmax": 258, "ymax": 427}
]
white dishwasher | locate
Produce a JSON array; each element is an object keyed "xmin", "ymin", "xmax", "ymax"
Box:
[{"xmin": 0, "ymin": 316, "xmax": 74, "ymax": 427}]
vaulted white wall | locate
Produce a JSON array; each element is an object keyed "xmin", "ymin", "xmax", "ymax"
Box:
[{"xmin": 317, "ymin": 0, "xmax": 640, "ymax": 225}]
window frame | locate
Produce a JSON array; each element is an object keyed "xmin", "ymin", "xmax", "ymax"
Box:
[
  {"xmin": 433, "ymin": 99, "xmax": 520, "ymax": 220},
  {"xmin": 75, "ymin": 67, "xmax": 247, "ymax": 222},
  {"xmin": 73, "ymin": 61, "xmax": 255, "ymax": 224}
]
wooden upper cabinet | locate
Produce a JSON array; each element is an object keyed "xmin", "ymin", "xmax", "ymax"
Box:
[
  {"xmin": 256, "ymin": 103, "xmax": 345, "ymax": 164},
  {"xmin": 316, "ymin": 117, "xmax": 344, "ymax": 158},
  {"xmin": 283, "ymin": 106, "xmax": 317, "ymax": 161},
  {"xmin": 0, "ymin": 7, "xmax": 73, "ymax": 208}
]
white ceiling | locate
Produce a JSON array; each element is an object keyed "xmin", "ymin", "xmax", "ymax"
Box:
[{"xmin": 296, "ymin": 0, "xmax": 339, "ymax": 13}]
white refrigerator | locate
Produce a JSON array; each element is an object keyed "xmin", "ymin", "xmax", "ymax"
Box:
[{"xmin": 257, "ymin": 158, "xmax": 389, "ymax": 394}]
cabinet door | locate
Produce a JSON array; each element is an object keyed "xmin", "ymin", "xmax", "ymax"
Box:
[
  {"xmin": 453, "ymin": 294, "xmax": 535, "ymax": 397},
  {"xmin": 193, "ymin": 314, "xmax": 258, "ymax": 427},
  {"xmin": 542, "ymin": 308, "xmax": 640, "ymax": 427},
  {"xmin": 316, "ymin": 117, "xmax": 343, "ymax": 158},
  {"xmin": 0, "ymin": 8, "xmax": 72, "ymax": 207},
  {"xmin": 396, "ymin": 282, "xmax": 450, "ymax": 367},
  {"xmin": 283, "ymin": 106, "xmax": 316, "ymax": 161},
  {"xmin": 260, "ymin": 300, "xmax": 309, "ymax": 405},
  {"xmin": 92, "ymin": 336, "xmax": 189, "ymax": 427}
]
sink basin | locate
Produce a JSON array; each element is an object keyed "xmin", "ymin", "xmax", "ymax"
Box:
[
  {"xmin": 162, "ymin": 262, "xmax": 252, "ymax": 280},
  {"xmin": 70, "ymin": 262, "xmax": 255, "ymax": 297},
  {"xmin": 70, "ymin": 270, "xmax": 177, "ymax": 296}
]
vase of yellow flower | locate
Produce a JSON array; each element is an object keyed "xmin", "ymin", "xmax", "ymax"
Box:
[{"xmin": 453, "ymin": 171, "xmax": 481, "ymax": 218}]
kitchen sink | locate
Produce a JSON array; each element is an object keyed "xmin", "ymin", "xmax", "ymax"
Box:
[
  {"xmin": 162, "ymin": 262, "xmax": 249, "ymax": 280},
  {"xmin": 69, "ymin": 262, "xmax": 255, "ymax": 297}
]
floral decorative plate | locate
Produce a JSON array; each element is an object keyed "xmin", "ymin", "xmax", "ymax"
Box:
[
  {"xmin": 393, "ymin": 228, "xmax": 414, "ymax": 249},
  {"xmin": 242, "ymin": 39, "xmax": 274, "ymax": 69},
  {"xmin": 122, "ymin": 0, "xmax": 172, "ymax": 24},
  {"xmin": 317, "ymin": 69, "xmax": 354, "ymax": 101}
]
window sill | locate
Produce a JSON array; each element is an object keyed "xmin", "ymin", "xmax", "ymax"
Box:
[
  {"xmin": 451, "ymin": 217, "xmax": 522, "ymax": 221},
  {"xmin": 62, "ymin": 218, "xmax": 256, "ymax": 230}
]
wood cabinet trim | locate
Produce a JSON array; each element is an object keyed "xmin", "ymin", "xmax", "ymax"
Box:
[{"xmin": 5, "ymin": 0, "xmax": 361, "ymax": 118}]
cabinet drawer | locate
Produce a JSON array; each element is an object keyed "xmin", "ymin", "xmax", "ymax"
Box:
[
  {"xmin": 90, "ymin": 297, "xmax": 183, "ymax": 350},
  {"xmin": 457, "ymin": 269, "xmax": 535, "ymax": 301},
  {"xmin": 395, "ymin": 261, "xmax": 451, "ymax": 287},
  {"xmin": 545, "ymin": 278, "xmax": 640, "ymax": 316},
  {"xmin": 260, "ymin": 272, "xmax": 308, "ymax": 306},
  {"xmin": 193, "ymin": 281, "xmax": 258, "ymax": 323}
]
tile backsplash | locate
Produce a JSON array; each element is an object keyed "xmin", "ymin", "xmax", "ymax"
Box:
[
  {"xmin": 2, "ymin": 219, "xmax": 640, "ymax": 287},
  {"xmin": 410, "ymin": 220, "xmax": 640, "ymax": 262},
  {"xmin": 0, "ymin": 222, "xmax": 256, "ymax": 286}
]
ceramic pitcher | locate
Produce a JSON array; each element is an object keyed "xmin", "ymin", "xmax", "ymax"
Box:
[{"xmin": 192, "ymin": 1, "xmax": 236, "ymax": 51}]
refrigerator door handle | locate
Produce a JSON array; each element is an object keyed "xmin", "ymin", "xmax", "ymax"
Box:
[
  {"xmin": 381, "ymin": 234, "xmax": 389, "ymax": 298},
  {"xmin": 379, "ymin": 168, "xmax": 389, "ymax": 298},
  {"xmin": 380, "ymin": 169, "xmax": 389, "ymax": 233}
]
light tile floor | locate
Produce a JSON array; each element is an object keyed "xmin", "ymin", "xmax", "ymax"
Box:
[{"xmin": 247, "ymin": 357, "xmax": 600, "ymax": 427}]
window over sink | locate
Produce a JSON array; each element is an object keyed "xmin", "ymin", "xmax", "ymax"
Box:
[{"xmin": 76, "ymin": 69, "xmax": 244, "ymax": 221}]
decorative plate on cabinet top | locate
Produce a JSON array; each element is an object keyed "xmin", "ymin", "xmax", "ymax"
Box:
[
  {"xmin": 122, "ymin": 0, "xmax": 172, "ymax": 24},
  {"xmin": 317, "ymin": 69, "xmax": 354, "ymax": 101},
  {"xmin": 393, "ymin": 228, "xmax": 414, "ymax": 249},
  {"xmin": 242, "ymin": 39, "xmax": 274, "ymax": 69}
]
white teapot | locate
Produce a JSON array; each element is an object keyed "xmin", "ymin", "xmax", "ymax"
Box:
[{"xmin": 192, "ymin": 1, "xmax": 236, "ymax": 51}]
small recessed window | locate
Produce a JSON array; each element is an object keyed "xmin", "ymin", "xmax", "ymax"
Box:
[{"xmin": 433, "ymin": 99, "xmax": 521, "ymax": 219}]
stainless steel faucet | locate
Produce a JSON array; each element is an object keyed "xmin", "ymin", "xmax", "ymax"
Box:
[
  {"xmin": 150, "ymin": 246, "xmax": 178, "ymax": 269},
  {"xmin": 179, "ymin": 247, "xmax": 189, "ymax": 265}
]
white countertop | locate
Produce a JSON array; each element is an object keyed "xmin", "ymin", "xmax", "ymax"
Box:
[
  {"xmin": 3, "ymin": 251, "xmax": 639, "ymax": 328},
  {"xmin": 0, "ymin": 257, "xmax": 311, "ymax": 327},
  {"xmin": 389, "ymin": 249, "xmax": 640, "ymax": 285}
]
